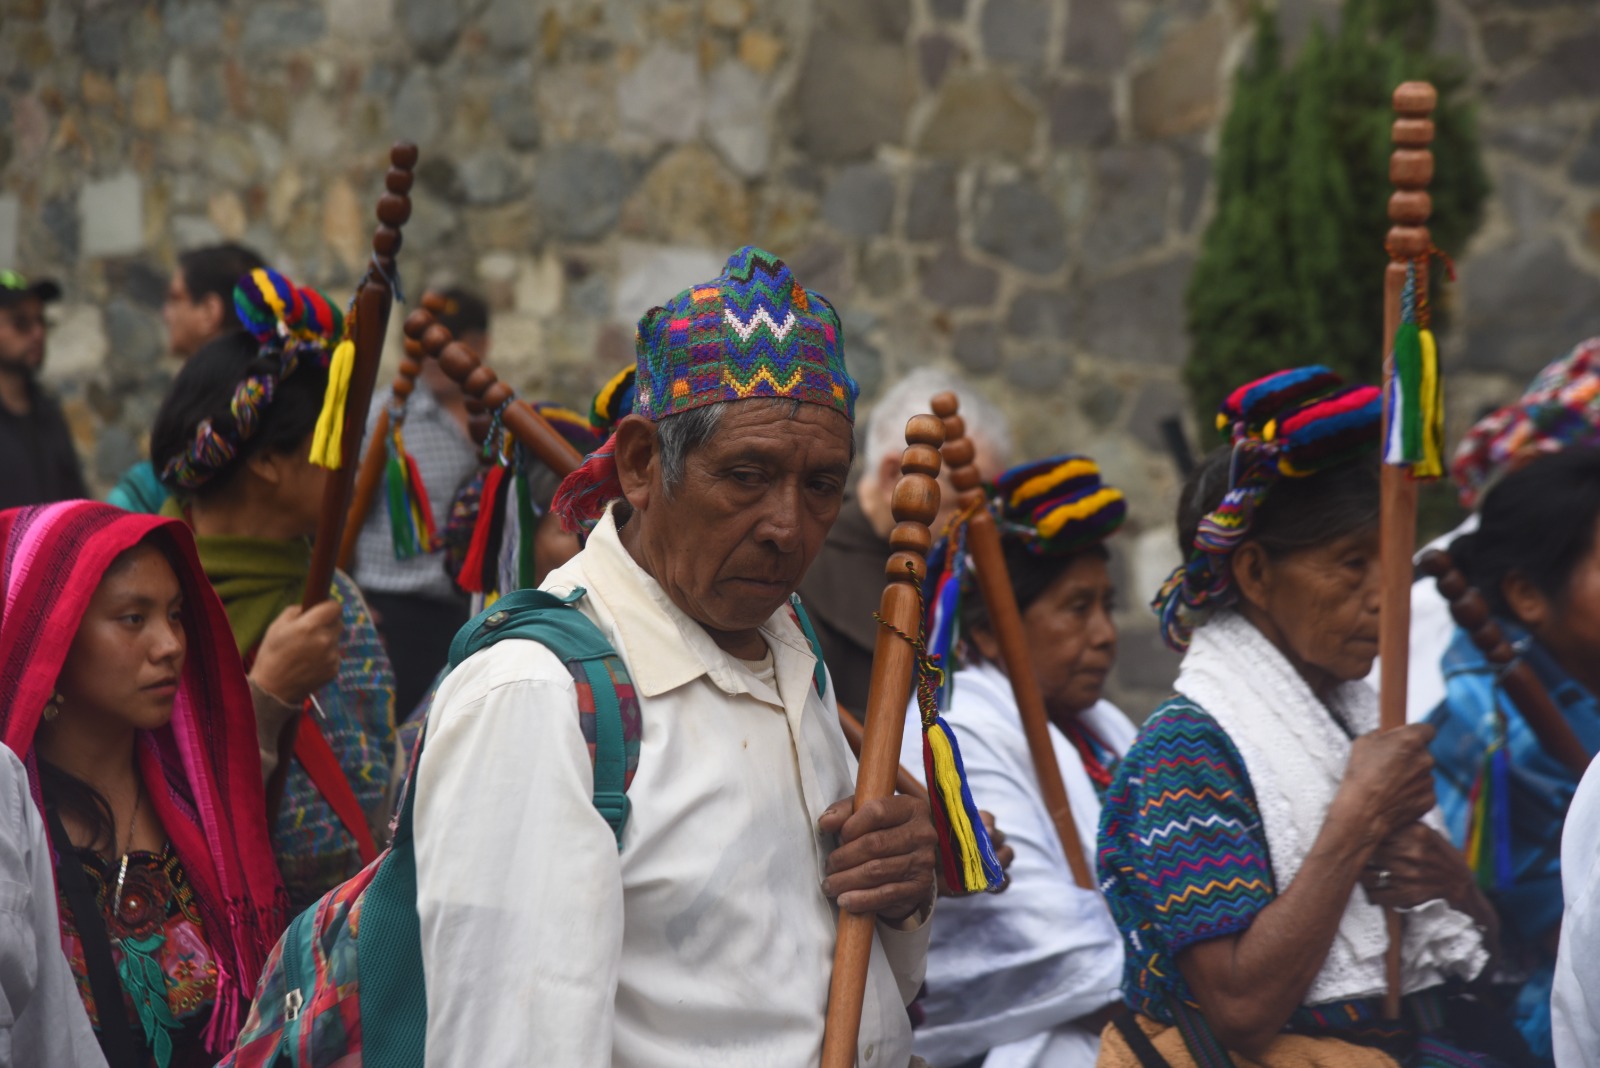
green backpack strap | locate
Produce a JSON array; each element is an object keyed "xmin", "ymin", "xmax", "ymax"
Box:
[
  {"xmin": 446, "ymin": 587, "xmax": 639, "ymax": 847},
  {"xmin": 788, "ymin": 592, "xmax": 829, "ymax": 699}
]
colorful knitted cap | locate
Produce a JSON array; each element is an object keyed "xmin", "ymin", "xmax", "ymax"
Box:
[
  {"xmin": 1152, "ymin": 365, "xmax": 1382, "ymax": 651},
  {"xmin": 1451, "ymin": 336, "xmax": 1600, "ymax": 510},
  {"xmin": 992, "ymin": 455, "xmax": 1126, "ymax": 556},
  {"xmin": 533, "ymin": 401, "xmax": 605, "ymax": 458},
  {"xmin": 632, "ymin": 246, "xmax": 858, "ymax": 423}
]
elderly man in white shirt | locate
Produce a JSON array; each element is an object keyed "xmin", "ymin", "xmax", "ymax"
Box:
[{"xmin": 414, "ymin": 247, "xmax": 937, "ymax": 1068}]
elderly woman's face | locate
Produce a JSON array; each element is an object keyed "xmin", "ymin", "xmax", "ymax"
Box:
[
  {"xmin": 1234, "ymin": 524, "xmax": 1382, "ymax": 693},
  {"xmin": 629, "ymin": 403, "xmax": 854, "ymax": 650}
]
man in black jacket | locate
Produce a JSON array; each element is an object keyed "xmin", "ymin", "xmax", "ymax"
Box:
[{"xmin": 0, "ymin": 271, "xmax": 87, "ymax": 509}]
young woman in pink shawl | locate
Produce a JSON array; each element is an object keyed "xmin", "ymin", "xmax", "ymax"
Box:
[{"xmin": 0, "ymin": 501, "xmax": 286, "ymax": 1068}]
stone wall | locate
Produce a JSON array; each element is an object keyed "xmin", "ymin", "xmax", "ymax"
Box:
[{"xmin": 3, "ymin": 0, "xmax": 1598, "ymax": 714}]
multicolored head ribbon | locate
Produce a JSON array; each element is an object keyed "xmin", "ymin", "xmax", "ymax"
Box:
[
  {"xmin": 552, "ymin": 247, "xmax": 858, "ymax": 533},
  {"xmin": 992, "ymin": 455, "xmax": 1127, "ymax": 555},
  {"xmin": 1451, "ymin": 336, "xmax": 1600, "ymax": 509},
  {"xmin": 590, "ymin": 366, "xmax": 638, "ymax": 439},
  {"xmin": 1383, "ymin": 261, "xmax": 1445, "ymax": 479},
  {"xmin": 162, "ymin": 273, "xmax": 340, "ymax": 492},
  {"xmin": 1151, "ymin": 366, "xmax": 1381, "ymax": 652}
]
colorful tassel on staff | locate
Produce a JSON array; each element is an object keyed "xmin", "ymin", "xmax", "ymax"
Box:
[
  {"xmin": 310, "ymin": 337, "xmax": 357, "ymax": 469},
  {"xmin": 908, "ymin": 630, "xmax": 1004, "ymax": 895},
  {"xmin": 384, "ymin": 421, "xmax": 438, "ymax": 559},
  {"xmin": 458, "ymin": 464, "xmax": 509, "ymax": 595},
  {"xmin": 1464, "ymin": 736, "xmax": 1513, "ymax": 892},
  {"xmin": 1383, "ymin": 262, "xmax": 1445, "ymax": 479}
]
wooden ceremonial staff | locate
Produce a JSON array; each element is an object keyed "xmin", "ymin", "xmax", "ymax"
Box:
[
  {"xmin": 1379, "ymin": 82, "xmax": 1436, "ymax": 1019},
  {"xmin": 932, "ymin": 391, "xmax": 1094, "ymax": 890},
  {"xmin": 836, "ymin": 705, "xmax": 929, "ymax": 803},
  {"xmin": 1418, "ymin": 550, "xmax": 1592, "ymax": 778},
  {"xmin": 266, "ymin": 142, "xmax": 418, "ymax": 823},
  {"xmin": 819, "ymin": 414, "xmax": 945, "ymax": 1068},
  {"xmin": 401, "ymin": 296, "xmax": 586, "ymax": 476},
  {"xmin": 338, "ymin": 294, "xmax": 587, "ymax": 568}
]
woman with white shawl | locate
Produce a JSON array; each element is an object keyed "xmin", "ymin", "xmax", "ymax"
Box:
[
  {"xmin": 900, "ymin": 455, "xmax": 1134, "ymax": 1067},
  {"xmin": 1096, "ymin": 368, "xmax": 1520, "ymax": 1068}
]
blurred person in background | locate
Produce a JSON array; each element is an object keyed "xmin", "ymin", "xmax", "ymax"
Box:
[
  {"xmin": 110, "ymin": 245, "xmax": 268, "ymax": 515},
  {"xmin": 0, "ymin": 270, "xmax": 87, "ymax": 510},
  {"xmin": 351, "ymin": 286, "xmax": 484, "ymax": 716},
  {"xmin": 798, "ymin": 367, "xmax": 1012, "ymax": 714}
]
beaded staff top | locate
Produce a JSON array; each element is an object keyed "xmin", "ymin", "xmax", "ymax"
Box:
[
  {"xmin": 632, "ymin": 246, "xmax": 858, "ymax": 423},
  {"xmin": 1451, "ymin": 336, "xmax": 1600, "ymax": 510},
  {"xmin": 160, "ymin": 268, "xmax": 344, "ymax": 492},
  {"xmin": 992, "ymin": 455, "xmax": 1126, "ymax": 556},
  {"xmin": 1152, "ymin": 365, "xmax": 1382, "ymax": 652}
]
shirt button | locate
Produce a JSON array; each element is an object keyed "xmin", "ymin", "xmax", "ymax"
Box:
[{"xmin": 863, "ymin": 1044, "xmax": 875, "ymax": 1061}]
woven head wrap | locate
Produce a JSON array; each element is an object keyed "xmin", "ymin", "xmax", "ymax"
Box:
[
  {"xmin": 551, "ymin": 246, "xmax": 859, "ymax": 531},
  {"xmin": 1451, "ymin": 336, "xmax": 1600, "ymax": 510},
  {"xmin": 1151, "ymin": 365, "xmax": 1382, "ymax": 652},
  {"xmin": 992, "ymin": 455, "xmax": 1127, "ymax": 555},
  {"xmin": 160, "ymin": 268, "xmax": 343, "ymax": 493}
]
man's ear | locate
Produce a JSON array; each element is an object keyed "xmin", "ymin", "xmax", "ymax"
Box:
[
  {"xmin": 613, "ymin": 415, "xmax": 658, "ymax": 513},
  {"xmin": 1502, "ymin": 571, "xmax": 1551, "ymax": 633},
  {"xmin": 1229, "ymin": 542, "xmax": 1272, "ymax": 613},
  {"xmin": 875, "ymin": 452, "xmax": 901, "ymax": 510}
]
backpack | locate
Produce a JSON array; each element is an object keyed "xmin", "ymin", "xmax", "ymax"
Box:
[{"xmin": 222, "ymin": 587, "xmax": 642, "ymax": 1068}]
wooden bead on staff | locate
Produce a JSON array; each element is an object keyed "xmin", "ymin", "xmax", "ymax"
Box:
[
  {"xmin": 932, "ymin": 391, "xmax": 1094, "ymax": 890},
  {"xmin": 1418, "ymin": 549, "xmax": 1591, "ymax": 778},
  {"xmin": 819, "ymin": 414, "xmax": 945, "ymax": 1068},
  {"xmin": 1378, "ymin": 81, "xmax": 1437, "ymax": 1019}
]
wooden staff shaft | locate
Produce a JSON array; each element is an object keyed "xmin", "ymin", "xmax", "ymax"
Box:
[
  {"xmin": 932, "ymin": 392, "xmax": 1093, "ymax": 890},
  {"xmin": 338, "ymin": 405, "xmax": 392, "ymax": 571},
  {"xmin": 837, "ymin": 704, "xmax": 929, "ymax": 803},
  {"xmin": 820, "ymin": 415, "xmax": 945, "ymax": 1068},
  {"xmin": 1380, "ymin": 81, "xmax": 1437, "ymax": 1019}
]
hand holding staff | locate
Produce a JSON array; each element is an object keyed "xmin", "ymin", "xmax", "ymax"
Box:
[
  {"xmin": 932, "ymin": 391, "xmax": 1094, "ymax": 890},
  {"xmin": 820, "ymin": 413, "xmax": 945, "ymax": 1068},
  {"xmin": 1378, "ymin": 82, "xmax": 1437, "ymax": 1018}
]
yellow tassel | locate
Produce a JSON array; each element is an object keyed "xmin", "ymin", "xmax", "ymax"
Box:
[
  {"xmin": 926, "ymin": 721, "xmax": 989, "ymax": 892},
  {"xmin": 310, "ymin": 338, "xmax": 356, "ymax": 469},
  {"xmin": 1416, "ymin": 328, "xmax": 1444, "ymax": 479}
]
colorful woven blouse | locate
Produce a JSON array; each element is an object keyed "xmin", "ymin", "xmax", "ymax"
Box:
[
  {"xmin": 57, "ymin": 842, "xmax": 219, "ymax": 1068},
  {"xmin": 1098, "ymin": 697, "xmax": 1476, "ymax": 1043}
]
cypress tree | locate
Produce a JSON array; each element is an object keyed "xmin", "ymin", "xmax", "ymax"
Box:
[{"xmin": 1184, "ymin": 0, "xmax": 1489, "ymax": 439}]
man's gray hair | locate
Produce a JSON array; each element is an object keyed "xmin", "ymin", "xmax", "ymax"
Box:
[
  {"xmin": 863, "ymin": 368, "xmax": 1013, "ymax": 467},
  {"xmin": 658, "ymin": 397, "xmax": 834, "ymax": 494}
]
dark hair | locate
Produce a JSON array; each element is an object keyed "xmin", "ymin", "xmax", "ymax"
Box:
[
  {"xmin": 178, "ymin": 243, "xmax": 266, "ymax": 333},
  {"xmin": 1451, "ymin": 447, "xmax": 1600, "ymax": 620},
  {"xmin": 150, "ymin": 330, "xmax": 330, "ymax": 497},
  {"xmin": 1177, "ymin": 443, "xmax": 1381, "ymax": 562},
  {"xmin": 959, "ymin": 540, "xmax": 1109, "ymax": 639},
  {"xmin": 435, "ymin": 286, "xmax": 489, "ymax": 339}
]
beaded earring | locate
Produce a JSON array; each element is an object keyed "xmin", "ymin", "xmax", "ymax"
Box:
[{"xmin": 42, "ymin": 692, "xmax": 64, "ymax": 721}]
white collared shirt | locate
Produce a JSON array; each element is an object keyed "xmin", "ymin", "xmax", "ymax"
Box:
[{"xmin": 415, "ymin": 508, "xmax": 928, "ymax": 1067}]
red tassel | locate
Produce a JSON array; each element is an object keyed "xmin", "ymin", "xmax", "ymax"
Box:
[
  {"xmin": 404, "ymin": 451, "xmax": 439, "ymax": 548},
  {"xmin": 459, "ymin": 465, "xmax": 507, "ymax": 594},
  {"xmin": 551, "ymin": 432, "xmax": 624, "ymax": 534}
]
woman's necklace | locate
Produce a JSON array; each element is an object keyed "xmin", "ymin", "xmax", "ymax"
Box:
[{"xmin": 111, "ymin": 785, "xmax": 143, "ymax": 917}]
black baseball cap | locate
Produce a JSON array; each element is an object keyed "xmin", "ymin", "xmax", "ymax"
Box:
[{"xmin": 0, "ymin": 270, "xmax": 62, "ymax": 308}]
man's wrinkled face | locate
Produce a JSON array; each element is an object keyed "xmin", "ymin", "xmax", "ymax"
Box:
[
  {"xmin": 0, "ymin": 296, "xmax": 46, "ymax": 376},
  {"xmin": 625, "ymin": 403, "xmax": 854, "ymax": 649}
]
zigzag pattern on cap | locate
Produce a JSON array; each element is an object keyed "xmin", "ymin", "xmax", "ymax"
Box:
[{"xmin": 632, "ymin": 246, "xmax": 857, "ymax": 422}]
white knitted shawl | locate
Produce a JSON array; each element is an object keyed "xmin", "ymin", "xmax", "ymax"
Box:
[{"xmin": 1175, "ymin": 610, "xmax": 1487, "ymax": 1005}]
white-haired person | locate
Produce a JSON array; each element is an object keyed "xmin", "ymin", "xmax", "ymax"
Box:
[{"xmin": 798, "ymin": 367, "xmax": 1013, "ymax": 714}]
